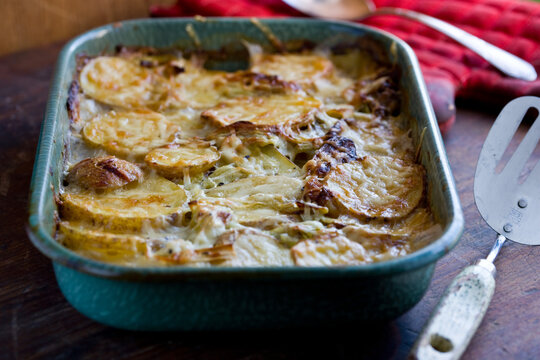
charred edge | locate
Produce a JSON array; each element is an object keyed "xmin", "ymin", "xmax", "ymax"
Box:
[
  {"xmin": 362, "ymin": 67, "xmax": 401, "ymax": 118},
  {"xmin": 324, "ymin": 120, "xmax": 345, "ymax": 140},
  {"xmin": 307, "ymin": 136, "xmax": 357, "ymax": 177},
  {"xmin": 100, "ymin": 159, "xmax": 136, "ymax": 182},
  {"xmin": 302, "ymin": 177, "xmax": 334, "ymax": 206},
  {"xmin": 66, "ymin": 80, "xmax": 80, "ymax": 123},
  {"xmin": 228, "ymin": 71, "xmax": 300, "ymax": 92},
  {"xmin": 162, "ymin": 63, "xmax": 186, "ymax": 78},
  {"xmin": 140, "ymin": 59, "xmax": 158, "ymax": 68},
  {"xmin": 115, "ymin": 45, "xmax": 162, "ymax": 56},
  {"xmin": 171, "ymin": 64, "xmax": 185, "ymax": 74},
  {"xmin": 75, "ymin": 54, "xmax": 93, "ymax": 73},
  {"xmin": 216, "ymin": 211, "xmax": 231, "ymax": 223},
  {"xmin": 208, "ymin": 121, "xmax": 282, "ymax": 138}
]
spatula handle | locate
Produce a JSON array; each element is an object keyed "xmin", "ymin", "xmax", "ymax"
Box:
[{"xmin": 409, "ymin": 260, "xmax": 496, "ymax": 360}]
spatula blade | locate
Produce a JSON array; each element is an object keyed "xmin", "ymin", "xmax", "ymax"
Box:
[{"xmin": 474, "ymin": 96, "xmax": 540, "ymax": 245}]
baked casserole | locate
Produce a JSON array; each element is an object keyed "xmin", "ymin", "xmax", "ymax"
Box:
[{"xmin": 58, "ymin": 34, "xmax": 441, "ymax": 267}]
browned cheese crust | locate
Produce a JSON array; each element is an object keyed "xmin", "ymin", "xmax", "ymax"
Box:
[{"xmin": 56, "ymin": 42, "xmax": 440, "ymax": 267}]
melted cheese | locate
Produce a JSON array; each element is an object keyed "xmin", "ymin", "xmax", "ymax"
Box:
[
  {"xmin": 59, "ymin": 46, "xmax": 440, "ymax": 267},
  {"xmin": 221, "ymin": 229, "xmax": 293, "ymax": 266}
]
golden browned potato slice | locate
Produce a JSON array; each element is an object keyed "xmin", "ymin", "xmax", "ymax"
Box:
[
  {"xmin": 145, "ymin": 140, "xmax": 220, "ymax": 179},
  {"xmin": 324, "ymin": 156, "xmax": 424, "ymax": 219},
  {"xmin": 250, "ymin": 53, "xmax": 334, "ymax": 87},
  {"xmin": 82, "ymin": 109, "xmax": 181, "ymax": 157},
  {"xmin": 201, "ymin": 94, "xmax": 321, "ymax": 127},
  {"xmin": 219, "ymin": 229, "xmax": 293, "ymax": 266},
  {"xmin": 80, "ymin": 56, "xmax": 167, "ymax": 109},
  {"xmin": 169, "ymin": 69, "xmax": 298, "ymax": 109},
  {"xmin": 60, "ymin": 175, "xmax": 187, "ymax": 231},
  {"xmin": 170, "ymin": 68, "xmax": 230, "ymax": 109},
  {"xmin": 205, "ymin": 176, "xmax": 303, "ymax": 199},
  {"xmin": 291, "ymin": 233, "xmax": 369, "ymax": 266},
  {"xmin": 58, "ymin": 221, "xmax": 150, "ymax": 262},
  {"xmin": 66, "ymin": 156, "xmax": 142, "ymax": 190}
]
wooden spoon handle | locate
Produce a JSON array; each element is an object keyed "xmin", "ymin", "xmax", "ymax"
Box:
[{"xmin": 409, "ymin": 260, "xmax": 496, "ymax": 360}]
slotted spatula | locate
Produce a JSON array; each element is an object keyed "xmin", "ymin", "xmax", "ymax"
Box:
[{"xmin": 410, "ymin": 96, "xmax": 540, "ymax": 360}]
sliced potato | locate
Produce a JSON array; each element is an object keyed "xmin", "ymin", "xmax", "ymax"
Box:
[
  {"xmin": 155, "ymin": 242, "xmax": 234, "ymax": 265},
  {"xmin": 58, "ymin": 221, "xmax": 151, "ymax": 262},
  {"xmin": 339, "ymin": 208, "xmax": 440, "ymax": 260},
  {"xmin": 187, "ymin": 198, "xmax": 234, "ymax": 248},
  {"xmin": 208, "ymin": 121, "xmax": 285, "ymax": 148},
  {"xmin": 60, "ymin": 175, "xmax": 187, "ymax": 231},
  {"xmin": 205, "ymin": 176, "xmax": 303, "ymax": 199},
  {"xmin": 225, "ymin": 71, "xmax": 299, "ymax": 93},
  {"xmin": 323, "ymin": 156, "xmax": 424, "ymax": 218},
  {"xmin": 170, "ymin": 68, "xmax": 230, "ymax": 109},
  {"xmin": 340, "ymin": 208, "xmax": 434, "ymax": 241},
  {"xmin": 304, "ymin": 136, "xmax": 357, "ymax": 178},
  {"xmin": 82, "ymin": 109, "xmax": 181, "ymax": 157},
  {"xmin": 201, "ymin": 94, "xmax": 321, "ymax": 127},
  {"xmin": 191, "ymin": 197, "xmax": 300, "ymax": 227},
  {"xmin": 342, "ymin": 70, "xmax": 401, "ymax": 117},
  {"xmin": 66, "ymin": 156, "xmax": 142, "ymax": 190},
  {"xmin": 218, "ymin": 137, "xmax": 301, "ymax": 177},
  {"xmin": 281, "ymin": 111, "xmax": 340, "ymax": 146},
  {"xmin": 161, "ymin": 107, "xmax": 215, "ymax": 139},
  {"xmin": 291, "ymin": 233, "xmax": 369, "ymax": 266},
  {"xmin": 80, "ymin": 56, "xmax": 167, "ymax": 109},
  {"xmin": 219, "ymin": 229, "xmax": 293, "ymax": 266},
  {"xmin": 169, "ymin": 67, "xmax": 299, "ymax": 109},
  {"xmin": 200, "ymin": 163, "xmax": 251, "ymax": 189},
  {"xmin": 251, "ymin": 53, "xmax": 333, "ymax": 87},
  {"xmin": 145, "ymin": 140, "xmax": 220, "ymax": 179},
  {"xmin": 336, "ymin": 115, "xmax": 414, "ymax": 159}
]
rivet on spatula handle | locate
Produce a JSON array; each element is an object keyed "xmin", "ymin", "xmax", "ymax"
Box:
[{"xmin": 408, "ymin": 259, "xmax": 496, "ymax": 360}]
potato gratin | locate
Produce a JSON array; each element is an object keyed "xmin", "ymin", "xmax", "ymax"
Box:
[{"xmin": 58, "ymin": 41, "xmax": 441, "ymax": 267}]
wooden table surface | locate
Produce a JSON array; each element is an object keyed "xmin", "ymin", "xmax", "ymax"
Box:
[{"xmin": 1, "ymin": 43, "xmax": 539, "ymax": 360}]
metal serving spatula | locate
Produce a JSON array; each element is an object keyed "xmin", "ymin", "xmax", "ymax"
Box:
[{"xmin": 410, "ymin": 96, "xmax": 540, "ymax": 360}]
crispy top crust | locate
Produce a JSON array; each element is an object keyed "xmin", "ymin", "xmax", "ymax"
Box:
[
  {"xmin": 58, "ymin": 44, "xmax": 439, "ymax": 267},
  {"xmin": 201, "ymin": 94, "xmax": 321, "ymax": 127}
]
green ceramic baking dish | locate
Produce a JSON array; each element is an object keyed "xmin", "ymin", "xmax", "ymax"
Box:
[{"xmin": 27, "ymin": 18, "xmax": 463, "ymax": 331}]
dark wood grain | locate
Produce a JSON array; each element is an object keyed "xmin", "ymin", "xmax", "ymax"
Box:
[{"xmin": 1, "ymin": 43, "xmax": 539, "ymax": 360}]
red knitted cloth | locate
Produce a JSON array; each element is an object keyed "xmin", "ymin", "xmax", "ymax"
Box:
[{"xmin": 150, "ymin": 0, "xmax": 540, "ymax": 134}]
